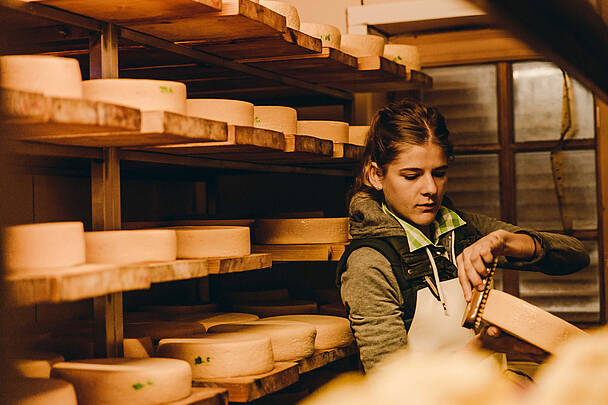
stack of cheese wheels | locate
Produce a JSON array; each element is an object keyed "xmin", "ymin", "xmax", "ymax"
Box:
[
  {"xmin": 263, "ymin": 315, "xmax": 353, "ymax": 350},
  {"xmin": 2, "ymin": 222, "xmax": 86, "ymax": 273},
  {"xmin": 9, "ymin": 378, "xmax": 78, "ymax": 405},
  {"xmin": 124, "ymin": 337, "xmax": 155, "ymax": 358},
  {"xmin": 82, "ymin": 79, "xmax": 187, "ymax": 114},
  {"xmin": 84, "ymin": 229, "xmax": 177, "ymax": 265},
  {"xmin": 0, "ymin": 55, "xmax": 83, "ymax": 98},
  {"xmin": 254, "ymin": 106, "xmax": 297, "ymax": 134},
  {"xmin": 223, "ymin": 288, "xmax": 290, "ymax": 304},
  {"xmin": 51, "ymin": 358, "xmax": 192, "ymax": 405},
  {"xmin": 125, "ymin": 321, "xmax": 205, "ymax": 340},
  {"xmin": 182, "ymin": 312, "xmax": 260, "ymax": 330},
  {"xmin": 383, "ymin": 44, "xmax": 421, "ymax": 71},
  {"xmin": 170, "ymin": 226, "xmax": 250, "ymax": 258},
  {"xmin": 254, "ymin": 218, "xmax": 349, "ymax": 244},
  {"xmin": 208, "ymin": 320, "xmax": 317, "ymax": 361},
  {"xmin": 340, "ymin": 34, "xmax": 386, "ymax": 57},
  {"xmin": 157, "ymin": 332, "xmax": 274, "ymax": 378},
  {"xmin": 349, "ymin": 125, "xmax": 370, "ymax": 147},
  {"xmin": 186, "ymin": 99, "xmax": 254, "ymax": 126},
  {"xmin": 259, "ymin": 0, "xmax": 300, "ymax": 30},
  {"xmin": 297, "ymin": 121, "xmax": 349, "ymax": 143},
  {"xmin": 300, "ymin": 23, "xmax": 341, "ymax": 48},
  {"xmin": 13, "ymin": 352, "xmax": 65, "ymax": 378},
  {"xmin": 233, "ymin": 300, "xmax": 318, "ymax": 317}
]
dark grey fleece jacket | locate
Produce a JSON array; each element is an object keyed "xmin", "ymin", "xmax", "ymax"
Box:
[{"xmin": 340, "ymin": 193, "xmax": 590, "ymax": 371}]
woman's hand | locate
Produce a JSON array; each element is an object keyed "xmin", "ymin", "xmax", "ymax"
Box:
[{"xmin": 456, "ymin": 230, "xmax": 538, "ymax": 302}]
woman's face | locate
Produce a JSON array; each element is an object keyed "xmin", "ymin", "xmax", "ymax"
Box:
[{"xmin": 371, "ymin": 141, "xmax": 448, "ymax": 229}]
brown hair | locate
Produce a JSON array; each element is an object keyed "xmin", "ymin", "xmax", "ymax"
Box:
[{"xmin": 351, "ymin": 99, "xmax": 453, "ymax": 203}]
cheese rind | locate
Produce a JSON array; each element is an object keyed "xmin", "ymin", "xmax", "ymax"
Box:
[
  {"xmin": 300, "ymin": 23, "xmax": 341, "ymax": 48},
  {"xmin": 259, "ymin": 1, "xmax": 300, "ymax": 30},
  {"xmin": 340, "ymin": 34, "xmax": 386, "ymax": 57},
  {"xmin": 182, "ymin": 312, "xmax": 260, "ymax": 330},
  {"xmin": 297, "ymin": 121, "xmax": 349, "ymax": 143},
  {"xmin": 125, "ymin": 321, "xmax": 206, "ymax": 340},
  {"xmin": 13, "ymin": 352, "xmax": 65, "ymax": 378},
  {"xmin": 383, "ymin": 44, "xmax": 421, "ymax": 71},
  {"xmin": 0, "ymin": 55, "xmax": 82, "ymax": 98},
  {"xmin": 254, "ymin": 106, "xmax": 297, "ymax": 134},
  {"xmin": 124, "ymin": 337, "xmax": 155, "ymax": 358},
  {"xmin": 2, "ymin": 222, "xmax": 86, "ymax": 273},
  {"xmin": 82, "ymin": 79, "xmax": 187, "ymax": 114},
  {"xmin": 51, "ymin": 358, "xmax": 192, "ymax": 405},
  {"xmin": 170, "ymin": 226, "xmax": 250, "ymax": 258},
  {"xmin": 263, "ymin": 315, "xmax": 354, "ymax": 350},
  {"xmin": 208, "ymin": 320, "xmax": 316, "ymax": 361},
  {"xmin": 157, "ymin": 333, "xmax": 274, "ymax": 378},
  {"xmin": 84, "ymin": 229, "xmax": 177, "ymax": 265},
  {"xmin": 187, "ymin": 99, "xmax": 254, "ymax": 126},
  {"xmin": 233, "ymin": 300, "xmax": 318, "ymax": 317},
  {"xmin": 10, "ymin": 378, "xmax": 78, "ymax": 405},
  {"xmin": 348, "ymin": 125, "xmax": 370, "ymax": 147},
  {"xmin": 254, "ymin": 218, "xmax": 349, "ymax": 244}
]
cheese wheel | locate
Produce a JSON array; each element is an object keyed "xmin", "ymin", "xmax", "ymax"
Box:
[
  {"xmin": 85, "ymin": 229, "xmax": 177, "ymax": 265},
  {"xmin": 125, "ymin": 321, "xmax": 206, "ymax": 340},
  {"xmin": 223, "ymin": 288, "xmax": 290, "ymax": 304},
  {"xmin": 124, "ymin": 337, "xmax": 155, "ymax": 358},
  {"xmin": 300, "ymin": 23, "xmax": 341, "ymax": 48},
  {"xmin": 10, "ymin": 378, "xmax": 78, "ymax": 405},
  {"xmin": 208, "ymin": 320, "xmax": 315, "ymax": 361},
  {"xmin": 233, "ymin": 300, "xmax": 318, "ymax": 317},
  {"xmin": 186, "ymin": 99, "xmax": 254, "ymax": 126},
  {"xmin": 0, "ymin": 55, "xmax": 82, "ymax": 98},
  {"xmin": 383, "ymin": 44, "xmax": 421, "ymax": 71},
  {"xmin": 82, "ymin": 79, "xmax": 187, "ymax": 114},
  {"xmin": 259, "ymin": 1, "xmax": 300, "ymax": 30},
  {"xmin": 2, "ymin": 222, "xmax": 85, "ymax": 273},
  {"xmin": 140, "ymin": 303, "xmax": 219, "ymax": 315},
  {"xmin": 320, "ymin": 303, "xmax": 348, "ymax": 318},
  {"xmin": 263, "ymin": 315, "xmax": 353, "ymax": 350},
  {"xmin": 51, "ymin": 358, "xmax": 192, "ymax": 405},
  {"xmin": 254, "ymin": 218, "xmax": 349, "ymax": 244},
  {"xmin": 170, "ymin": 226, "xmax": 250, "ymax": 259},
  {"xmin": 183, "ymin": 312, "xmax": 260, "ymax": 330},
  {"xmin": 13, "ymin": 352, "xmax": 65, "ymax": 378},
  {"xmin": 348, "ymin": 125, "xmax": 370, "ymax": 146},
  {"xmin": 297, "ymin": 121, "xmax": 349, "ymax": 143},
  {"xmin": 482, "ymin": 289, "xmax": 587, "ymax": 353},
  {"xmin": 157, "ymin": 333, "xmax": 274, "ymax": 378},
  {"xmin": 340, "ymin": 34, "xmax": 386, "ymax": 57},
  {"xmin": 254, "ymin": 106, "xmax": 297, "ymax": 134}
]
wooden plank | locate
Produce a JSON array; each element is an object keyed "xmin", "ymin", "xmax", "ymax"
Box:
[
  {"xmin": 252, "ymin": 244, "xmax": 347, "ymax": 261},
  {"xmin": 122, "ymin": 0, "xmax": 286, "ymax": 42},
  {"xmin": 240, "ymin": 47, "xmax": 358, "ymax": 74},
  {"xmin": 284, "ymin": 134, "xmax": 333, "ymax": 155},
  {"xmin": 165, "ymin": 387, "xmax": 228, "ymax": 405},
  {"xmin": 333, "ymin": 143, "xmax": 364, "ymax": 160},
  {"xmin": 122, "ymin": 260, "xmax": 209, "ymax": 284},
  {"xmin": 297, "ymin": 344, "xmax": 358, "ymax": 374},
  {"xmin": 30, "ymin": 0, "xmax": 222, "ymax": 23},
  {"xmin": 206, "ymin": 253, "xmax": 272, "ymax": 275},
  {"xmin": 596, "ymin": 98, "xmax": 608, "ymax": 324},
  {"xmin": 192, "ymin": 362, "xmax": 299, "ymax": 403}
]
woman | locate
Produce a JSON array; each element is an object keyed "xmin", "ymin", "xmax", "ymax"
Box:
[{"xmin": 336, "ymin": 99, "xmax": 590, "ymax": 371}]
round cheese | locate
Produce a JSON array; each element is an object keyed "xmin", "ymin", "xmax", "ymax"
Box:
[
  {"xmin": 348, "ymin": 125, "xmax": 370, "ymax": 146},
  {"xmin": 233, "ymin": 300, "xmax": 318, "ymax": 317},
  {"xmin": 183, "ymin": 312, "xmax": 260, "ymax": 330},
  {"xmin": 208, "ymin": 320, "xmax": 316, "ymax": 361},
  {"xmin": 84, "ymin": 229, "xmax": 177, "ymax": 265},
  {"xmin": 340, "ymin": 34, "xmax": 386, "ymax": 57},
  {"xmin": 223, "ymin": 288, "xmax": 290, "ymax": 304},
  {"xmin": 297, "ymin": 121, "xmax": 349, "ymax": 143},
  {"xmin": 186, "ymin": 99, "xmax": 254, "ymax": 126},
  {"xmin": 51, "ymin": 358, "xmax": 192, "ymax": 405},
  {"xmin": 82, "ymin": 79, "xmax": 187, "ymax": 114},
  {"xmin": 254, "ymin": 218, "xmax": 349, "ymax": 244},
  {"xmin": 170, "ymin": 226, "xmax": 250, "ymax": 258},
  {"xmin": 254, "ymin": 106, "xmax": 297, "ymax": 134},
  {"xmin": 300, "ymin": 23, "xmax": 341, "ymax": 48},
  {"xmin": 2, "ymin": 222, "xmax": 86, "ymax": 273},
  {"xmin": 383, "ymin": 44, "xmax": 421, "ymax": 71},
  {"xmin": 125, "ymin": 321, "xmax": 205, "ymax": 340},
  {"xmin": 0, "ymin": 55, "xmax": 82, "ymax": 98},
  {"xmin": 157, "ymin": 333, "xmax": 274, "ymax": 378},
  {"xmin": 263, "ymin": 315, "xmax": 353, "ymax": 350},
  {"xmin": 259, "ymin": 1, "xmax": 300, "ymax": 30},
  {"xmin": 319, "ymin": 303, "xmax": 348, "ymax": 318},
  {"xmin": 124, "ymin": 337, "xmax": 155, "ymax": 358},
  {"xmin": 13, "ymin": 352, "xmax": 65, "ymax": 378},
  {"xmin": 10, "ymin": 378, "xmax": 78, "ymax": 405}
]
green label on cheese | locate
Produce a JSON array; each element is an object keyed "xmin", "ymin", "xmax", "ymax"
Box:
[
  {"xmin": 392, "ymin": 56, "xmax": 403, "ymax": 62},
  {"xmin": 132, "ymin": 381, "xmax": 153, "ymax": 390},
  {"xmin": 194, "ymin": 356, "xmax": 211, "ymax": 365},
  {"xmin": 159, "ymin": 86, "xmax": 174, "ymax": 94},
  {"xmin": 254, "ymin": 116, "xmax": 261, "ymax": 124},
  {"xmin": 320, "ymin": 34, "xmax": 331, "ymax": 41}
]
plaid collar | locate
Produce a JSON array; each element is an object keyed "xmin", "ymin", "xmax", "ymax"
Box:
[{"xmin": 382, "ymin": 202, "xmax": 467, "ymax": 252}]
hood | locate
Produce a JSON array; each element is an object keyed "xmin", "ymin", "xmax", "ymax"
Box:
[{"xmin": 348, "ymin": 192, "xmax": 405, "ymax": 239}]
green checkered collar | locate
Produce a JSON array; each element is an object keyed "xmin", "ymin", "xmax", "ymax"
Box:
[{"xmin": 382, "ymin": 202, "xmax": 466, "ymax": 252}]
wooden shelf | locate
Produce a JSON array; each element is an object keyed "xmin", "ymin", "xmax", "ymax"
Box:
[
  {"xmin": 206, "ymin": 253, "xmax": 272, "ymax": 275},
  {"xmin": 166, "ymin": 387, "xmax": 228, "ymax": 405},
  {"xmin": 192, "ymin": 362, "xmax": 299, "ymax": 403},
  {"xmin": 252, "ymin": 243, "xmax": 347, "ymax": 261},
  {"xmin": 122, "ymin": 260, "xmax": 209, "ymax": 284},
  {"xmin": 4, "ymin": 263, "xmax": 151, "ymax": 305},
  {"xmin": 297, "ymin": 344, "xmax": 358, "ymax": 374}
]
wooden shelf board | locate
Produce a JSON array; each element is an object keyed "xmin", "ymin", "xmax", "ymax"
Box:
[
  {"xmin": 241, "ymin": 47, "xmax": 358, "ymax": 74},
  {"xmin": 252, "ymin": 243, "xmax": 347, "ymax": 262},
  {"xmin": 165, "ymin": 387, "xmax": 228, "ymax": 405},
  {"xmin": 297, "ymin": 343, "xmax": 358, "ymax": 374},
  {"xmin": 5, "ymin": 263, "xmax": 151, "ymax": 305},
  {"xmin": 206, "ymin": 253, "xmax": 272, "ymax": 275},
  {"xmin": 192, "ymin": 362, "xmax": 299, "ymax": 403},
  {"xmin": 30, "ymin": 0, "xmax": 222, "ymax": 23},
  {"xmin": 122, "ymin": 259, "xmax": 209, "ymax": 284}
]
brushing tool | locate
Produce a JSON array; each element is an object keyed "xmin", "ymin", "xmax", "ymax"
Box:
[{"xmin": 461, "ymin": 257, "xmax": 498, "ymax": 333}]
